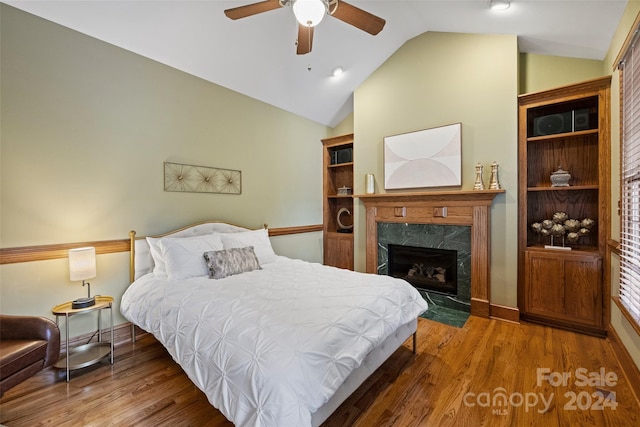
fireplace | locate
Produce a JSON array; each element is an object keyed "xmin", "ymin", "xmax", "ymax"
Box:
[
  {"xmin": 378, "ymin": 223, "xmax": 471, "ymax": 312},
  {"xmin": 388, "ymin": 244, "xmax": 457, "ymax": 295},
  {"xmin": 358, "ymin": 190, "xmax": 503, "ymax": 318}
]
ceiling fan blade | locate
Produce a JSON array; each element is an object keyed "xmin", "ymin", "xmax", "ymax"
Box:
[
  {"xmin": 331, "ymin": 1, "xmax": 385, "ymax": 35},
  {"xmin": 224, "ymin": 0, "xmax": 282, "ymax": 20},
  {"xmin": 297, "ymin": 24, "xmax": 314, "ymax": 55}
]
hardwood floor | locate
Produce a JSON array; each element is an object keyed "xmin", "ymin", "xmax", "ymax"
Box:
[{"xmin": 1, "ymin": 316, "xmax": 638, "ymax": 426}]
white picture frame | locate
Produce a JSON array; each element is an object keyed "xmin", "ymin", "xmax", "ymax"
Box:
[{"xmin": 384, "ymin": 123, "xmax": 462, "ymax": 190}]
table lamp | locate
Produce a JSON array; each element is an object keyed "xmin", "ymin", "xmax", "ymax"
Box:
[{"xmin": 69, "ymin": 247, "xmax": 96, "ymax": 309}]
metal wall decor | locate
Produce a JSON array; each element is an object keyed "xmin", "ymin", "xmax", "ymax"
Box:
[{"xmin": 164, "ymin": 162, "xmax": 242, "ymax": 194}]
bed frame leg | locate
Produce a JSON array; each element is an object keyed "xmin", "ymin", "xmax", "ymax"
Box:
[
  {"xmin": 131, "ymin": 323, "xmax": 136, "ymax": 343},
  {"xmin": 412, "ymin": 332, "xmax": 417, "ymax": 354}
]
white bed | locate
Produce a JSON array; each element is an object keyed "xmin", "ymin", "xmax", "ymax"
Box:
[{"xmin": 121, "ymin": 221, "xmax": 427, "ymax": 427}]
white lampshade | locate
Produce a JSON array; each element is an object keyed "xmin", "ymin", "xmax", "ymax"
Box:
[
  {"xmin": 69, "ymin": 247, "xmax": 96, "ymax": 281},
  {"xmin": 293, "ymin": 0, "xmax": 327, "ymax": 27}
]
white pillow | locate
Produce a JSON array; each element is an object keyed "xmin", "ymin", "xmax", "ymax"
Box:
[
  {"xmin": 146, "ymin": 236, "xmax": 166, "ymax": 275},
  {"xmin": 220, "ymin": 228, "xmax": 277, "ymax": 265},
  {"xmin": 158, "ymin": 233, "xmax": 224, "ymax": 280}
]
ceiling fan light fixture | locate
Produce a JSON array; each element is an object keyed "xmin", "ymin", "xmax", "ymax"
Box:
[
  {"xmin": 490, "ymin": 0, "xmax": 511, "ymax": 11},
  {"xmin": 293, "ymin": 0, "xmax": 327, "ymax": 27}
]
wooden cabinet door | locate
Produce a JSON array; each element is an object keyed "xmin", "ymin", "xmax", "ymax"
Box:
[
  {"xmin": 525, "ymin": 250, "xmax": 602, "ymax": 328},
  {"xmin": 564, "ymin": 256, "xmax": 602, "ymax": 326},
  {"xmin": 324, "ymin": 233, "xmax": 354, "ymax": 270},
  {"xmin": 526, "ymin": 252, "xmax": 565, "ymax": 319}
]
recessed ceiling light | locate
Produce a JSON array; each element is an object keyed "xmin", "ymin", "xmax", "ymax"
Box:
[
  {"xmin": 331, "ymin": 66, "xmax": 344, "ymax": 77},
  {"xmin": 490, "ymin": 0, "xmax": 511, "ymax": 11}
]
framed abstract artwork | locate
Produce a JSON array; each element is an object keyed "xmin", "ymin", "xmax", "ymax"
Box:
[
  {"xmin": 164, "ymin": 162, "xmax": 242, "ymax": 195},
  {"xmin": 384, "ymin": 123, "xmax": 462, "ymax": 190}
]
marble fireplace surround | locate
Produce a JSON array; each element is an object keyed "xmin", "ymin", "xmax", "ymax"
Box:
[{"xmin": 357, "ymin": 190, "xmax": 504, "ymax": 318}]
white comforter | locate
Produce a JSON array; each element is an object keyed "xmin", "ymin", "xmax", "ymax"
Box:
[{"xmin": 121, "ymin": 257, "xmax": 427, "ymax": 427}]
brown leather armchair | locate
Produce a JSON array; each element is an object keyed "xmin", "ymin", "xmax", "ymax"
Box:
[{"xmin": 0, "ymin": 314, "xmax": 60, "ymax": 396}]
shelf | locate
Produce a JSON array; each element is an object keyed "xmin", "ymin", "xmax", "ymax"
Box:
[
  {"xmin": 328, "ymin": 162, "xmax": 353, "ymax": 168},
  {"xmin": 322, "ymin": 133, "xmax": 354, "ymax": 270},
  {"xmin": 54, "ymin": 342, "xmax": 111, "ymax": 370},
  {"xmin": 518, "ymin": 76, "xmax": 610, "ymax": 336},
  {"xmin": 52, "ymin": 295, "xmax": 114, "ymax": 314},
  {"xmin": 527, "ymin": 128, "xmax": 598, "ymax": 142},
  {"xmin": 527, "ymin": 185, "xmax": 598, "ymax": 192},
  {"xmin": 525, "ymin": 244, "xmax": 600, "ymax": 254},
  {"xmin": 326, "ymin": 230, "xmax": 354, "ymax": 237}
]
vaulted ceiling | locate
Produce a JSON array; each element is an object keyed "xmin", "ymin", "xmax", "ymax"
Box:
[{"xmin": 4, "ymin": 1, "xmax": 628, "ymax": 127}]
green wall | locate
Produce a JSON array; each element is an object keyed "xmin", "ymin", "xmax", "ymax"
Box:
[
  {"xmin": 353, "ymin": 32, "xmax": 518, "ymax": 307},
  {"xmin": 331, "ymin": 112, "xmax": 354, "ymax": 136},
  {"xmin": 519, "ymin": 53, "xmax": 604, "ymax": 94},
  {"xmin": 0, "ymin": 4, "xmax": 327, "ymax": 335}
]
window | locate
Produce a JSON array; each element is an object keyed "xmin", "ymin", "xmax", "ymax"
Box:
[{"xmin": 619, "ymin": 28, "xmax": 640, "ymax": 327}]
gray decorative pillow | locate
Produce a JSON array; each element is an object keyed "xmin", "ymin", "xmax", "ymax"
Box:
[{"xmin": 203, "ymin": 246, "xmax": 261, "ymax": 279}]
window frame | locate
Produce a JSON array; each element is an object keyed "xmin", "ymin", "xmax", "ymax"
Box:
[{"xmin": 616, "ymin": 24, "xmax": 640, "ymax": 333}]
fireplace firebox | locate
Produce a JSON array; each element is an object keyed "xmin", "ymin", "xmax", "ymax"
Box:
[{"xmin": 387, "ymin": 244, "xmax": 458, "ymax": 295}]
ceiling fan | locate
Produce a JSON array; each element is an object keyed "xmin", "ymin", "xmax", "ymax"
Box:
[{"xmin": 224, "ymin": 0, "xmax": 386, "ymax": 55}]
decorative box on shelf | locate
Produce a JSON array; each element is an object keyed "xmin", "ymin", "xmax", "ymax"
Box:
[
  {"xmin": 550, "ymin": 166, "xmax": 571, "ymax": 187},
  {"xmin": 337, "ymin": 186, "xmax": 352, "ymax": 195}
]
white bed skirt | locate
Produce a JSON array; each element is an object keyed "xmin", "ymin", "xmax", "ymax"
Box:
[{"xmin": 311, "ymin": 318, "xmax": 417, "ymax": 426}]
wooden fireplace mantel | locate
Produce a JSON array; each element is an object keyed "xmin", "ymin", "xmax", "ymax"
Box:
[{"xmin": 356, "ymin": 189, "xmax": 504, "ymax": 318}]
